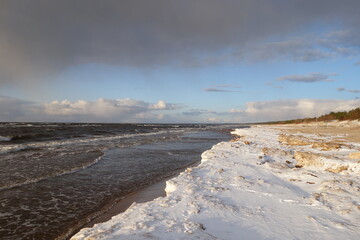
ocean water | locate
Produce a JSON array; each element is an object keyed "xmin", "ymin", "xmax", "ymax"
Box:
[{"xmin": 0, "ymin": 123, "xmax": 234, "ymax": 239}]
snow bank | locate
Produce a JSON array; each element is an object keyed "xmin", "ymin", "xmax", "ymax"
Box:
[{"xmin": 71, "ymin": 126, "xmax": 360, "ymax": 240}]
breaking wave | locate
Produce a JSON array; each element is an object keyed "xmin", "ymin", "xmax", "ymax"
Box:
[
  {"xmin": 0, "ymin": 152, "xmax": 104, "ymax": 191},
  {"xmin": 0, "ymin": 136, "xmax": 12, "ymax": 142}
]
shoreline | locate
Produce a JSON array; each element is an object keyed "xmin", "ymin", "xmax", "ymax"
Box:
[
  {"xmin": 84, "ymin": 178, "xmax": 167, "ymax": 228},
  {"xmin": 67, "ymin": 161, "xmax": 202, "ymax": 239},
  {"xmin": 67, "ymin": 128, "xmax": 235, "ymax": 239},
  {"xmin": 72, "ymin": 122, "xmax": 360, "ymax": 240},
  {"xmin": 83, "ymin": 167, "xmax": 188, "ymax": 228}
]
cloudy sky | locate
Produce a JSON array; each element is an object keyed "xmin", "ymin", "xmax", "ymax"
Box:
[{"xmin": 1, "ymin": 0, "xmax": 359, "ymax": 123}]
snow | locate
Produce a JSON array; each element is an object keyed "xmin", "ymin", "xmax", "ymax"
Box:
[{"xmin": 71, "ymin": 126, "xmax": 360, "ymax": 240}]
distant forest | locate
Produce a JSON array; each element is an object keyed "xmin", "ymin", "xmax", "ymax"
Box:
[{"xmin": 270, "ymin": 107, "xmax": 360, "ymax": 124}]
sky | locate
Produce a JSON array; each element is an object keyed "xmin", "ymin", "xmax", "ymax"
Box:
[{"xmin": 0, "ymin": 0, "xmax": 359, "ymax": 123}]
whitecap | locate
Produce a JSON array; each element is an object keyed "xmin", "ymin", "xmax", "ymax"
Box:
[{"xmin": 0, "ymin": 136, "xmax": 11, "ymax": 141}]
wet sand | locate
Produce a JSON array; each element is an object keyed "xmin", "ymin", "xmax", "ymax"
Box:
[
  {"xmin": 81, "ymin": 161, "xmax": 201, "ymax": 230},
  {"xmin": 84, "ymin": 179, "xmax": 167, "ymax": 228}
]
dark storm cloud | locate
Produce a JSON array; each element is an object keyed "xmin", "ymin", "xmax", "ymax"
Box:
[
  {"xmin": 0, "ymin": 95, "xmax": 40, "ymax": 121},
  {"xmin": 1, "ymin": 0, "xmax": 360, "ymax": 85},
  {"xmin": 236, "ymin": 38, "xmax": 332, "ymax": 62}
]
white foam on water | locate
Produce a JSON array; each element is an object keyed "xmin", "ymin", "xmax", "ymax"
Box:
[
  {"xmin": 0, "ymin": 153, "xmax": 104, "ymax": 191},
  {"xmin": 0, "ymin": 135, "xmax": 12, "ymax": 141},
  {"xmin": 0, "ymin": 144, "xmax": 28, "ymax": 154},
  {"xmin": 0, "ymin": 130, "xmax": 178, "ymax": 155}
]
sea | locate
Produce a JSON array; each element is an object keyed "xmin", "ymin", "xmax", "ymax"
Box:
[{"xmin": 0, "ymin": 122, "xmax": 236, "ymax": 240}]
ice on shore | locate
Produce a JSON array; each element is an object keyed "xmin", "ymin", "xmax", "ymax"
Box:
[{"xmin": 72, "ymin": 126, "xmax": 360, "ymax": 240}]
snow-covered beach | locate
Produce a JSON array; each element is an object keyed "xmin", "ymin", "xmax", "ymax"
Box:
[{"xmin": 72, "ymin": 123, "xmax": 360, "ymax": 240}]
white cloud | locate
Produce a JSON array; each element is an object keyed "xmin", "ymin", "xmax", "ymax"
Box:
[
  {"xmin": 44, "ymin": 98, "xmax": 179, "ymax": 116},
  {"xmin": 180, "ymin": 99, "xmax": 360, "ymax": 123},
  {"xmin": 228, "ymin": 99, "xmax": 360, "ymax": 122},
  {"xmin": 149, "ymin": 100, "xmax": 178, "ymax": 110},
  {"xmin": 2, "ymin": 96, "xmax": 360, "ymax": 123},
  {"xmin": 0, "ymin": 96, "xmax": 180, "ymax": 123},
  {"xmin": 206, "ymin": 118, "xmax": 219, "ymax": 122}
]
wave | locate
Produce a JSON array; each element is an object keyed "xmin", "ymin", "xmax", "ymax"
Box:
[
  {"xmin": 10, "ymin": 134, "xmax": 40, "ymax": 141},
  {"xmin": 0, "ymin": 128, "xmax": 191, "ymax": 156},
  {"xmin": 9, "ymin": 133, "xmax": 55, "ymax": 142},
  {"xmin": 0, "ymin": 136, "xmax": 12, "ymax": 142},
  {"xmin": 0, "ymin": 133, "xmax": 55, "ymax": 144},
  {"xmin": 0, "ymin": 145, "xmax": 29, "ymax": 154},
  {"xmin": 0, "ymin": 152, "xmax": 104, "ymax": 191},
  {"xmin": 30, "ymin": 130, "xmax": 174, "ymax": 147}
]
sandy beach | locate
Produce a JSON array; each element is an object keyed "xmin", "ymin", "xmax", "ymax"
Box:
[
  {"xmin": 72, "ymin": 121, "xmax": 360, "ymax": 240},
  {"xmin": 277, "ymin": 121, "xmax": 360, "ymax": 143}
]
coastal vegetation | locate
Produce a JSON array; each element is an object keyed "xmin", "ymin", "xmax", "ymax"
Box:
[{"xmin": 269, "ymin": 107, "xmax": 360, "ymax": 124}]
